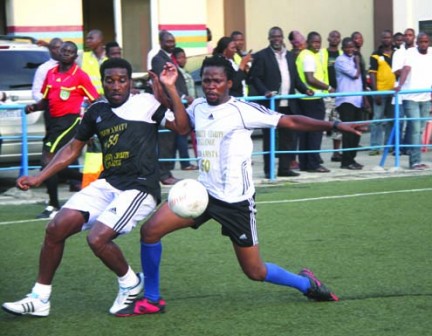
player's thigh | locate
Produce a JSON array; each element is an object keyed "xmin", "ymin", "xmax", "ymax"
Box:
[
  {"xmin": 46, "ymin": 208, "xmax": 87, "ymax": 240},
  {"xmin": 141, "ymin": 202, "xmax": 195, "ymax": 242},
  {"xmin": 97, "ymin": 189, "xmax": 157, "ymax": 235},
  {"xmin": 63, "ymin": 179, "xmax": 116, "ymax": 227}
]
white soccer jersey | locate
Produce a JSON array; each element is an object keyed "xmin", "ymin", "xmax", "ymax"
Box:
[{"xmin": 187, "ymin": 97, "xmax": 282, "ymax": 203}]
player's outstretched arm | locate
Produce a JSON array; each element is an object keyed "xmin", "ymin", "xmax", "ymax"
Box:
[
  {"xmin": 16, "ymin": 139, "xmax": 86, "ymax": 191},
  {"xmin": 159, "ymin": 63, "xmax": 191, "ymax": 135},
  {"xmin": 278, "ymin": 114, "xmax": 367, "ymax": 136}
]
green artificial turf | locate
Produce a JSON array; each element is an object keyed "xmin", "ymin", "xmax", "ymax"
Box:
[{"xmin": 0, "ymin": 176, "xmax": 431, "ymax": 336}]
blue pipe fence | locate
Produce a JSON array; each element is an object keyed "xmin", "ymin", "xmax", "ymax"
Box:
[{"xmin": 1, "ymin": 88, "xmax": 431, "ymax": 180}]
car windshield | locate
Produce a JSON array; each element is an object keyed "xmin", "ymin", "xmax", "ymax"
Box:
[{"xmin": 0, "ymin": 50, "xmax": 49, "ymax": 90}]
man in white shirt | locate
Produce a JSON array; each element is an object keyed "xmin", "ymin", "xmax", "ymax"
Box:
[
  {"xmin": 395, "ymin": 32, "xmax": 432, "ymax": 170},
  {"xmin": 391, "ymin": 28, "xmax": 415, "ymax": 154},
  {"xmin": 32, "ymin": 38, "xmax": 63, "ymax": 101},
  {"xmin": 115, "ymin": 55, "xmax": 366, "ymax": 317}
]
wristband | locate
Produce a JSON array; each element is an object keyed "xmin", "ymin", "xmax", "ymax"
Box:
[{"xmin": 332, "ymin": 120, "xmax": 340, "ymax": 131}]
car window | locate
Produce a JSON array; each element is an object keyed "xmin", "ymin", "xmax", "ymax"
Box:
[{"xmin": 0, "ymin": 51, "xmax": 49, "ymax": 90}]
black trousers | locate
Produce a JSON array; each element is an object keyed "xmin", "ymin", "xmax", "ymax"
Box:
[
  {"xmin": 297, "ymin": 99, "xmax": 326, "ymax": 170},
  {"xmin": 262, "ymin": 105, "xmax": 297, "ymax": 175},
  {"xmin": 337, "ymin": 102, "xmax": 362, "ymax": 166},
  {"xmin": 158, "ymin": 130, "xmax": 176, "ymax": 180}
]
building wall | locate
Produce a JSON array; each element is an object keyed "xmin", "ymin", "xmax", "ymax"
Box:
[
  {"xmin": 121, "ymin": 0, "xmax": 151, "ymax": 72},
  {"xmin": 7, "ymin": 0, "xmax": 429, "ymax": 73},
  {"xmin": 206, "ymin": 0, "xmax": 224, "ymax": 51},
  {"xmin": 157, "ymin": 0, "xmax": 208, "ymax": 56},
  {"xmin": 244, "ymin": 0, "xmax": 374, "ymax": 65},
  {"xmin": 393, "ymin": 0, "xmax": 432, "ymax": 37},
  {"xmin": 5, "ymin": 0, "xmax": 84, "ymax": 48}
]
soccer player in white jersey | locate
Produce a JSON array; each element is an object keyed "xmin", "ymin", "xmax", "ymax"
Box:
[
  {"xmin": 2, "ymin": 58, "xmax": 190, "ymax": 317},
  {"xmin": 116, "ymin": 56, "xmax": 366, "ymax": 316}
]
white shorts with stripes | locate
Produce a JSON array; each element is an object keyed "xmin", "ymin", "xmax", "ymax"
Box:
[{"xmin": 63, "ymin": 179, "xmax": 157, "ymax": 234}]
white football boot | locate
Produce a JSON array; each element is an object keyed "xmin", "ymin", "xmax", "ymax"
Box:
[
  {"xmin": 2, "ymin": 293, "xmax": 50, "ymax": 317},
  {"xmin": 109, "ymin": 272, "xmax": 144, "ymax": 314}
]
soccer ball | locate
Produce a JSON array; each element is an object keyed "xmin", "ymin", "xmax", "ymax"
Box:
[{"xmin": 167, "ymin": 179, "xmax": 209, "ymax": 219}]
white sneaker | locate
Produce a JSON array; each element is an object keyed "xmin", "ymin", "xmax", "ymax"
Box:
[
  {"xmin": 109, "ymin": 272, "xmax": 143, "ymax": 314},
  {"xmin": 2, "ymin": 293, "xmax": 50, "ymax": 317},
  {"xmin": 36, "ymin": 206, "xmax": 58, "ymax": 219}
]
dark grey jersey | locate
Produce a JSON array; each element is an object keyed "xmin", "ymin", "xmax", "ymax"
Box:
[{"xmin": 76, "ymin": 94, "xmax": 167, "ymax": 202}]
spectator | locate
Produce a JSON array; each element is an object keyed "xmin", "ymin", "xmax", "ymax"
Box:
[
  {"xmin": 393, "ymin": 32, "xmax": 404, "ymax": 49},
  {"xmin": 105, "ymin": 41, "xmax": 122, "ymax": 59},
  {"xmin": 212, "ymin": 36, "xmax": 251, "ymax": 97},
  {"xmin": 230, "ymin": 30, "xmax": 247, "ymax": 61},
  {"xmin": 147, "ymin": 30, "xmax": 168, "ymax": 71},
  {"xmin": 288, "ymin": 30, "xmax": 306, "ymax": 59},
  {"xmin": 24, "ymin": 41, "xmax": 99, "ymax": 219},
  {"xmin": 323, "ymin": 30, "xmax": 343, "ymax": 162},
  {"xmin": 151, "ymin": 31, "xmax": 187, "ymax": 185},
  {"xmin": 392, "ymin": 28, "xmax": 416, "ymax": 154},
  {"xmin": 78, "ymin": 29, "xmax": 107, "ymax": 95},
  {"xmin": 351, "ymin": 31, "xmax": 371, "ymax": 120},
  {"xmin": 395, "ymin": 32, "xmax": 432, "ymax": 170},
  {"xmin": 335, "ymin": 37, "xmax": 364, "ymax": 170},
  {"xmin": 296, "ymin": 31, "xmax": 334, "ymax": 173},
  {"xmin": 368, "ymin": 29, "xmax": 396, "ymax": 156},
  {"xmin": 172, "ymin": 47, "xmax": 198, "ymax": 171},
  {"xmin": 249, "ymin": 26, "xmax": 312, "ymax": 178},
  {"xmin": 32, "ymin": 38, "xmax": 63, "ymax": 101},
  {"xmin": 230, "ymin": 30, "xmax": 252, "ymax": 96}
]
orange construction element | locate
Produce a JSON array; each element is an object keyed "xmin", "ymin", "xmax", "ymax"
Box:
[
  {"xmin": 82, "ymin": 152, "xmax": 103, "ymax": 188},
  {"xmin": 422, "ymin": 121, "xmax": 432, "ymax": 153}
]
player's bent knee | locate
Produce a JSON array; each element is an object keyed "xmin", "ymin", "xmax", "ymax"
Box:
[
  {"xmin": 140, "ymin": 223, "xmax": 161, "ymax": 243},
  {"xmin": 86, "ymin": 233, "xmax": 106, "ymax": 255}
]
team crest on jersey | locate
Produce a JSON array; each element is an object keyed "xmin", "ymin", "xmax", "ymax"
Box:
[{"xmin": 60, "ymin": 89, "xmax": 70, "ymax": 101}]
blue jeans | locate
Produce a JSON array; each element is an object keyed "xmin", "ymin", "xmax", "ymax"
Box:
[
  {"xmin": 398, "ymin": 103, "xmax": 412, "ymax": 154},
  {"xmin": 176, "ymin": 134, "xmax": 191, "ymax": 168},
  {"xmin": 403, "ymin": 100, "xmax": 431, "ymax": 167},
  {"xmin": 370, "ymin": 95, "xmax": 394, "ymax": 148}
]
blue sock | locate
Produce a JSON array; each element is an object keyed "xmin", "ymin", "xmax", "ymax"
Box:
[
  {"xmin": 264, "ymin": 263, "xmax": 310, "ymax": 293},
  {"xmin": 140, "ymin": 241, "xmax": 162, "ymax": 302}
]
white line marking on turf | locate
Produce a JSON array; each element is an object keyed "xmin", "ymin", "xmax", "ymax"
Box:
[
  {"xmin": 1, "ymin": 188, "xmax": 432, "ymax": 226},
  {"xmin": 256, "ymin": 188, "xmax": 432, "ymax": 204},
  {"xmin": 0, "ymin": 218, "xmax": 47, "ymax": 226}
]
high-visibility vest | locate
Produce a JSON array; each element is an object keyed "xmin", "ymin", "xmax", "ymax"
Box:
[
  {"xmin": 81, "ymin": 52, "xmax": 107, "ymax": 95},
  {"xmin": 296, "ymin": 49, "xmax": 329, "ymax": 99}
]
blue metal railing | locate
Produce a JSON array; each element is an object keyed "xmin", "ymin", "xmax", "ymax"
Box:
[{"xmin": 1, "ymin": 88, "xmax": 431, "ymax": 180}]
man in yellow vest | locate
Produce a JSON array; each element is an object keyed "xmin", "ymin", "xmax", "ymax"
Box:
[
  {"xmin": 78, "ymin": 29, "xmax": 108, "ymax": 95},
  {"xmin": 296, "ymin": 31, "xmax": 335, "ymax": 173}
]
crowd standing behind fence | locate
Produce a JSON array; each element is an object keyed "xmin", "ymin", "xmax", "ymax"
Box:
[{"xmin": 1, "ymin": 27, "xmax": 431, "ymax": 180}]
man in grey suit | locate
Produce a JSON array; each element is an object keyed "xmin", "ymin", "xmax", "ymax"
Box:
[
  {"xmin": 249, "ymin": 26, "xmax": 313, "ymax": 178},
  {"xmin": 151, "ymin": 31, "xmax": 189, "ymax": 185}
]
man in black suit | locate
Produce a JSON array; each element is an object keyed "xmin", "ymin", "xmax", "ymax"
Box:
[
  {"xmin": 151, "ymin": 31, "xmax": 189, "ymax": 185},
  {"xmin": 249, "ymin": 26, "xmax": 313, "ymax": 178}
]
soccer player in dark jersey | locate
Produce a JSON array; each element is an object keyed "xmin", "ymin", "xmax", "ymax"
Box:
[
  {"xmin": 115, "ymin": 56, "xmax": 366, "ymax": 316},
  {"xmin": 2, "ymin": 58, "xmax": 190, "ymax": 317}
]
